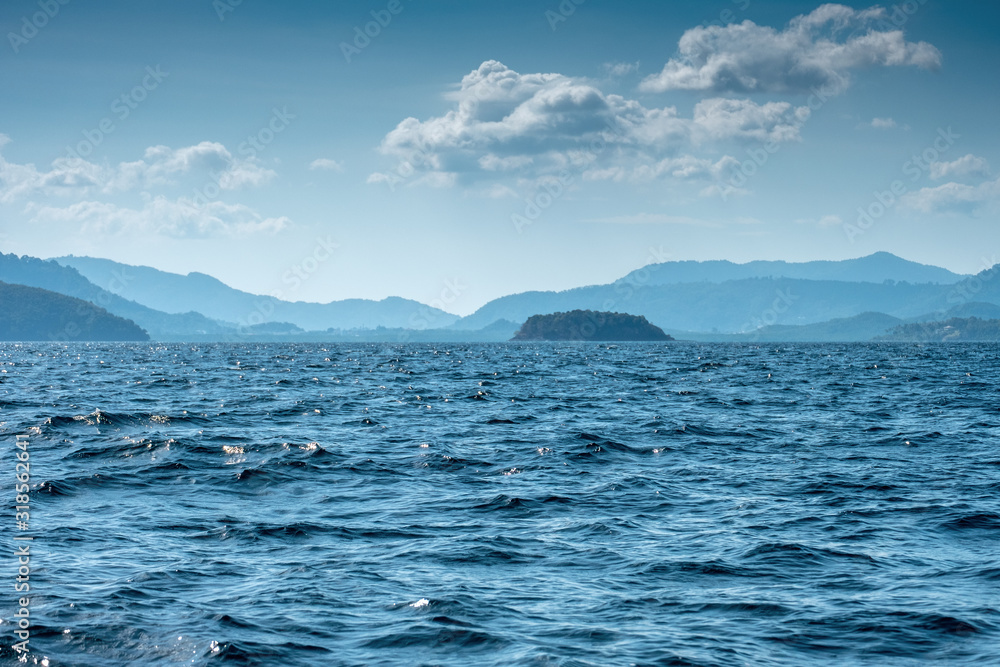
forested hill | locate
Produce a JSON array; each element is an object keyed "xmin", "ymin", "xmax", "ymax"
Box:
[
  {"xmin": 512, "ymin": 310, "xmax": 674, "ymax": 341},
  {"xmin": 0, "ymin": 281, "xmax": 149, "ymax": 341},
  {"xmin": 877, "ymin": 317, "xmax": 1000, "ymax": 342}
]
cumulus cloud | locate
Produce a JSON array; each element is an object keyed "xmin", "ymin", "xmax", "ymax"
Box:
[
  {"xmin": 929, "ymin": 154, "xmax": 990, "ymax": 180},
  {"xmin": 639, "ymin": 3, "xmax": 941, "ymax": 95},
  {"xmin": 309, "ymin": 158, "xmax": 344, "ymax": 172},
  {"xmin": 869, "ymin": 117, "xmax": 897, "ymax": 129},
  {"xmin": 586, "ymin": 154, "xmax": 741, "ymax": 184},
  {"xmin": 0, "ymin": 135, "xmax": 287, "ymax": 237},
  {"xmin": 370, "ymin": 60, "xmax": 809, "ymax": 189},
  {"xmin": 27, "ymin": 196, "xmax": 289, "ymax": 238},
  {"xmin": 692, "ymin": 98, "xmax": 810, "ymax": 143},
  {"xmin": 0, "ymin": 135, "xmax": 276, "ymax": 202},
  {"xmin": 901, "ymin": 176, "xmax": 1000, "ymax": 213}
]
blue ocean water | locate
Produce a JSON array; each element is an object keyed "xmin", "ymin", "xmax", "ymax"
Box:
[{"xmin": 1, "ymin": 342, "xmax": 998, "ymax": 666}]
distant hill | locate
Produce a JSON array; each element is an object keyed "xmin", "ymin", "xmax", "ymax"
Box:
[
  {"xmin": 454, "ymin": 277, "xmax": 958, "ymax": 332},
  {"xmin": 878, "ymin": 317, "xmax": 1000, "ymax": 342},
  {"xmin": 743, "ymin": 311, "xmax": 904, "ymax": 342},
  {"xmin": 455, "ymin": 255, "xmax": 999, "ymax": 334},
  {"xmin": 242, "ymin": 321, "xmax": 304, "ymax": 335},
  {"xmin": 0, "ymin": 281, "xmax": 148, "ymax": 341},
  {"xmin": 53, "ymin": 255, "xmax": 459, "ymax": 331},
  {"xmin": 0, "ymin": 253, "xmax": 231, "ymax": 339},
  {"xmin": 908, "ymin": 301, "xmax": 1000, "ymax": 322},
  {"xmin": 512, "ymin": 310, "xmax": 673, "ymax": 341},
  {"xmin": 615, "ymin": 252, "xmax": 967, "ymax": 287},
  {"xmin": 6, "ymin": 250, "xmax": 997, "ymax": 342}
]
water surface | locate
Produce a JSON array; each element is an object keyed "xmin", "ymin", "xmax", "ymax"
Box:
[{"xmin": 2, "ymin": 342, "xmax": 998, "ymax": 665}]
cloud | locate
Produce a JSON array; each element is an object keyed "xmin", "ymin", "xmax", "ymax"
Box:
[
  {"xmin": 692, "ymin": 98, "xmax": 811, "ymax": 143},
  {"xmin": 582, "ymin": 213, "xmax": 723, "ymax": 227},
  {"xmin": 901, "ymin": 176, "xmax": 1000, "ymax": 213},
  {"xmin": 929, "ymin": 154, "xmax": 990, "ymax": 180},
  {"xmin": 796, "ymin": 214, "xmax": 843, "ymax": 227},
  {"xmin": 585, "ymin": 154, "xmax": 740, "ymax": 184},
  {"xmin": 639, "ymin": 4, "xmax": 941, "ymax": 95},
  {"xmin": 370, "ymin": 60, "xmax": 808, "ymax": 189},
  {"xmin": 27, "ymin": 196, "xmax": 289, "ymax": 238},
  {"xmin": 603, "ymin": 61, "xmax": 639, "ymax": 77},
  {"xmin": 869, "ymin": 117, "xmax": 897, "ymax": 129},
  {"xmin": 0, "ymin": 135, "xmax": 288, "ymax": 238},
  {"xmin": 309, "ymin": 158, "xmax": 344, "ymax": 172},
  {"xmin": 0, "ymin": 136, "xmax": 276, "ymax": 202}
]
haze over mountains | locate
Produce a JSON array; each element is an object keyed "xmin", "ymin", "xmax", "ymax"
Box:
[
  {"xmin": 614, "ymin": 253, "xmax": 966, "ymax": 287},
  {"xmin": 55, "ymin": 255, "xmax": 459, "ymax": 332},
  {"xmin": 453, "ymin": 253, "xmax": 995, "ymax": 335},
  {"xmin": 1, "ymin": 250, "xmax": 998, "ymax": 341}
]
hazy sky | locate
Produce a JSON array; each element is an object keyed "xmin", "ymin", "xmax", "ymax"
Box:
[{"xmin": 2, "ymin": 0, "xmax": 998, "ymax": 315}]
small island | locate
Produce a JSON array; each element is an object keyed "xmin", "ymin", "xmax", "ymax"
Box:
[{"xmin": 511, "ymin": 309, "xmax": 674, "ymax": 342}]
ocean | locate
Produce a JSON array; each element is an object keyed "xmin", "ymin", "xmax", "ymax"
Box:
[{"xmin": 1, "ymin": 342, "xmax": 998, "ymax": 666}]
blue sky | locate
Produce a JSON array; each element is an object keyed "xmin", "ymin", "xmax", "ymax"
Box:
[{"xmin": 1, "ymin": 0, "xmax": 998, "ymax": 315}]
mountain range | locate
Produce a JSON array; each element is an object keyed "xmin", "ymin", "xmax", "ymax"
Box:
[
  {"xmin": 1, "ymin": 250, "xmax": 998, "ymax": 341},
  {"xmin": 54, "ymin": 255, "xmax": 458, "ymax": 331},
  {"xmin": 614, "ymin": 252, "xmax": 966, "ymax": 287}
]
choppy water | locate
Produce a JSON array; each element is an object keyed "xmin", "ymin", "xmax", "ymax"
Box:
[{"xmin": 1, "ymin": 342, "xmax": 999, "ymax": 666}]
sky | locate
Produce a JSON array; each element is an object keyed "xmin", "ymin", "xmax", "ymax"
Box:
[{"xmin": 1, "ymin": 0, "xmax": 999, "ymax": 316}]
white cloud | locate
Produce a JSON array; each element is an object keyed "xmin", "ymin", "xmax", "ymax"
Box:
[
  {"xmin": 929, "ymin": 154, "xmax": 990, "ymax": 180},
  {"xmin": 309, "ymin": 158, "xmax": 344, "ymax": 172},
  {"xmin": 901, "ymin": 176, "xmax": 1000, "ymax": 213},
  {"xmin": 0, "ymin": 134, "xmax": 104, "ymax": 203},
  {"xmin": 869, "ymin": 117, "xmax": 897, "ymax": 129},
  {"xmin": 582, "ymin": 213, "xmax": 722, "ymax": 227},
  {"xmin": 370, "ymin": 60, "xmax": 808, "ymax": 189},
  {"xmin": 586, "ymin": 154, "xmax": 740, "ymax": 184},
  {"xmin": 0, "ymin": 136, "xmax": 276, "ymax": 203},
  {"xmin": 639, "ymin": 4, "xmax": 941, "ymax": 95},
  {"xmin": 692, "ymin": 98, "xmax": 811, "ymax": 143},
  {"xmin": 0, "ymin": 135, "xmax": 287, "ymax": 238},
  {"xmin": 796, "ymin": 214, "xmax": 843, "ymax": 227},
  {"xmin": 603, "ymin": 61, "xmax": 639, "ymax": 77},
  {"xmin": 27, "ymin": 196, "xmax": 289, "ymax": 238},
  {"xmin": 480, "ymin": 183, "xmax": 519, "ymax": 199}
]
